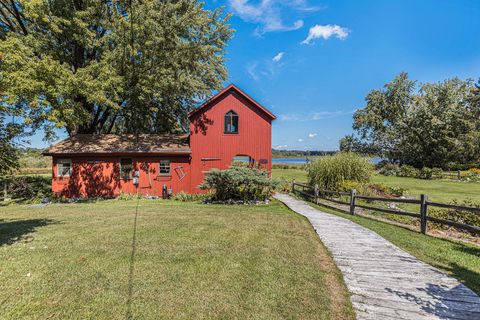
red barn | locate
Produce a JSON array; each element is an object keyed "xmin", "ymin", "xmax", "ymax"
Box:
[{"xmin": 43, "ymin": 84, "xmax": 276, "ymax": 198}]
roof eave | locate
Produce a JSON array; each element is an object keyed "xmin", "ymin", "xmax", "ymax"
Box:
[
  {"xmin": 42, "ymin": 150, "xmax": 192, "ymax": 156},
  {"xmin": 188, "ymin": 84, "xmax": 277, "ymax": 120}
]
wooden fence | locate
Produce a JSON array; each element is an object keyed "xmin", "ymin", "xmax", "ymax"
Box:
[{"xmin": 291, "ymin": 179, "xmax": 480, "ymax": 235}]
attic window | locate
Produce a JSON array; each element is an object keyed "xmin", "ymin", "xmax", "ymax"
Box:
[{"xmin": 224, "ymin": 110, "xmax": 239, "ymax": 134}]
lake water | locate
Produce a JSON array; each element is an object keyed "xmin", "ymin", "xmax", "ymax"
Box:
[
  {"xmin": 272, "ymin": 158, "xmax": 310, "ymax": 164},
  {"xmin": 271, "ymin": 157, "xmax": 383, "ymax": 164},
  {"xmin": 234, "ymin": 157, "xmax": 382, "ymax": 165}
]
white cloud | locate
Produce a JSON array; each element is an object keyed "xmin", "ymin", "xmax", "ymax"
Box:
[
  {"xmin": 229, "ymin": 0, "xmax": 317, "ymax": 35},
  {"xmin": 275, "ymin": 144, "xmax": 288, "ymax": 149},
  {"xmin": 279, "ymin": 110, "xmax": 354, "ymax": 121},
  {"xmin": 298, "ymin": 138, "xmax": 304, "ymax": 142},
  {"xmin": 302, "ymin": 24, "xmax": 350, "ymax": 44},
  {"xmin": 308, "ymin": 133, "xmax": 317, "ymax": 138},
  {"xmin": 272, "ymin": 52, "xmax": 285, "ymax": 62},
  {"xmin": 246, "ymin": 61, "xmax": 260, "ymax": 81}
]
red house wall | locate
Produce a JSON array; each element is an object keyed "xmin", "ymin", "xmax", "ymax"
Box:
[
  {"xmin": 52, "ymin": 155, "xmax": 191, "ymax": 198},
  {"xmin": 189, "ymin": 88, "xmax": 273, "ymax": 192}
]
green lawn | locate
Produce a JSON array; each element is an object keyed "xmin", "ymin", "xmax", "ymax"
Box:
[
  {"xmin": 273, "ymin": 168, "xmax": 308, "ymax": 183},
  {"xmin": 0, "ymin": 200, "xmax": 354, "ymax": 320},
  {"xmin": 273, "ymin": 168, "xmax": 480, "ymax": 203},
  {"xmin": 372, "ymin": 174, "xmax": 480, "ymax": 202},
  {"xmin": 310, "ymin": 201, "xmax": 480, "ymax": 295}
]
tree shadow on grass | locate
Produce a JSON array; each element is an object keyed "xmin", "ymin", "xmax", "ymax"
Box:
[{"xmin": 0, "ymin": 218, "xmax": 56, "ymax": 246}]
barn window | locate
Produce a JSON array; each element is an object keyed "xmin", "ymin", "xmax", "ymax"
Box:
[
  {"xmin": 224, "ymin": 110, "xmax": 239, "ymax": 134},
  {"xmin": 57, "ymin": 159, "xmax": 72, "ymax": 177},
  {"xmin": 120, "ymin": 158, "xmax": 133, "ymax": 179},
  {"xmin": 159, "ymin": 159, "xmax": 170, "ymax": 175}
]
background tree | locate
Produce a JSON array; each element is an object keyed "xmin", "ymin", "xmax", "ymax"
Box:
[
  {"xmin": 0, "ymin": 0, "xmax": 233, "ymax": 138},
  {"xmin": 341, "ymin": 73, "xmax": 479, "ymax": 168}
]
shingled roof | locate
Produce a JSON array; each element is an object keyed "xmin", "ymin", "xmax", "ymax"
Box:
[{"xmin": 43, "ymin": 134, "xmax": 191, "ymax": 155}]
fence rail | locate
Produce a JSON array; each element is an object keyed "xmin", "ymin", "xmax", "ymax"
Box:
[{"xmin": 290, "ymin": 179, "xmax": 480, "ymax": 235}]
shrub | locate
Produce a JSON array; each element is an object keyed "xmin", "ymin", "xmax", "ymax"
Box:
[
  {"xmin": 468, "ymin": 168, "xmax": 480, "ymax": 175},
  {"xmin": 378, "ymin": 163, "xmax": 400, "ymax": 176},
  {"xmin": 429, "ymin": 199, "xmax": 480, "ymax": 235},
  {"xmin": 172, "ymin": 191, "xmax": 212, "ymax": 202},
  {"xmin": 117, "ymin": 192, "xmax": 143, "ymax": 201},
  {"xmin": 363, "ymin": 183, "xmax": 406, "ymax": 197},
  {"xmin": 307, "ymin": 152, "xmax": 372, "ymax": 191},
  {"xmin": 0, "ymin": 175, "xmax": 52, "ymax": 203},
  {"xmin": 199, "ymin": 165, "xmax": 278, "ymax": 201},
  {"xmin": 417, "ymin": 167, "xmax": 433, "ymax": 179},
  {"xmin": 398, "ymin": 165, "xmax": 419, "ymax": 178}
]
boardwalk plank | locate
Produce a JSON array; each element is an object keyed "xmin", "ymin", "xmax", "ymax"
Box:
[{"xmin": 274, "ymin": 193, "xmax": 480, "ymax": 320}]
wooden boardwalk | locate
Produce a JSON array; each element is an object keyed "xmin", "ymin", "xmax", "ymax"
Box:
[{"xmin": 274, "ymin": 193, "xmax": 480, "ymax": 320}]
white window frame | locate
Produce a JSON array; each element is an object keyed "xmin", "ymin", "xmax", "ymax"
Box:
[
  {"xmin": 57, "ymin": 159, "xmax": 72, "ymax": 177},
  {"xmin": 159, "ymin": 159, "xmax": 171, "ymax": 175}
]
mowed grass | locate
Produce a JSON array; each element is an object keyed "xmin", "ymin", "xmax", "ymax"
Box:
[
  {"xmin": 0, "ymin": 200, "xmax": 354, "ymax": 320},
  {"xmin": 372, "ymin": 174, "xmax": 480, "ymax": 202},
  {"xmin": 273, "ymin": 168, "xmax": 480, "ymax": 203},
  {"xmin": 273, "ymin": 168, "xmax": 308, "ymax": 183},
  {"xmin": 310, "ymin": 202, "xmax": 480, "ymax": 295}
]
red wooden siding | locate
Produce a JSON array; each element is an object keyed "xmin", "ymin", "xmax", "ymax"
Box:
[
  {"xmin": 52, "ymin": 155, "xmax": 191, "ymax": 197},
  {"xmin": 189, "ymin": 88, "xmax": 273, "ymax": 192},
  {"xmin": 48, "ymin": 84, "xmax": 274, "ymax": 197}
]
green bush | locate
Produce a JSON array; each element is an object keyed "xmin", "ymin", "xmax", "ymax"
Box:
[
  {"xmin": 417, "ymin": 167, "xmax": 433, "ymax": 179},
  {"xmin": 199, "ymin": 165, "xmax": 278, "ymax": 201},
  {"xmin": 379, "ymin": 165, "xmax": 444, "ymax": 180},
  {"xmin": 399, "ymin": 165, "xmax": 419, "ymax": 178},
  {"xmin": 307, "ymin": 152, "xmax": 372, "ymax": 191},
  {"xmin": 0, "ymin": 175, "xmax": 52, "ymax": 203},
  {"xmin": 429, "ymin": 199, "xmax": 480, "ymax": 235},
  {"xmin": 172, "ymin": 191, "xmax": 212, "ymax": 202},
  {"xmin": 363, "ymin": 183, "xmax": 407, "ymax": 197}
]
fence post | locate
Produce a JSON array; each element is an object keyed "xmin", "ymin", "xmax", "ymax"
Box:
[
  {"xmin": 349, "ymin": 189, "xmax": 356, "ymax": 215},
  {"xmin": 314, "ymin": 184, "xmax": 319, "ymax": 203},
  {"xmin": 3, "ymin": 182, "xmax": 7, "ymax": 201},
  {"xmin": 420, "ymin": 194, "xmax": 428, "ymax": 235},
  {"xmin": 291, "ymin": 179, "xmax": 295, "ymax": 193},
  {"xmin": 457, "ymin": 170, "xmax": 461, "ymax": 180}
]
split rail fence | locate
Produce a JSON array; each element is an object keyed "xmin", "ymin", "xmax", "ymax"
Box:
[{"xmin": 291, "ymin": 179, "xmax": 480, "ymax": 235}]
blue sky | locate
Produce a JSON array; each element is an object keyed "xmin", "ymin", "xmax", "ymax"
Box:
[{"xmin": 29, "ymin": 0, "xmax": 480, "ymax": 150}]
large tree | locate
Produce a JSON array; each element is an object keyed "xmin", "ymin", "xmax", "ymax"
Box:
[
  {"xmin": 0, "ymin": 0, "xmax": 233, "ymax": 138},
  {"xmin": 342, "ymin": 73, "xmax": 480, "ymax": 168}
]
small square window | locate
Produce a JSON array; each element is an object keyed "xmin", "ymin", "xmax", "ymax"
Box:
[
  {"xmin": 159, "ymin": 160, "xmax": 170, "ymax": 175},
  {"xmin": 120, "ymin": 158, "xmax": 133, "ymax": 179},
  {"xmin": 57, "ymin": 159, "xmax": 72, "ymax": 177}
]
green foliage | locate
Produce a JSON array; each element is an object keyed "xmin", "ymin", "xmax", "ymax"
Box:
[
  {"xmin": 17, "ymin": 148, "xmax": 50, "ymax": 169},
  {"xmin": 380, "ymin": 164, "xmax": 452, "ymax": 180},
  {"xmin": 307, "ymin": 153, "xmax": 372, "ymax": 191},
  {"xmin": 343, "ymin": 73, "xmax": 480, "ymax": 168},
  {"xmin": 337, "ymin": 180, "xmax": 361, "ymax": 192},
  {"xmin": 199, "ymin": 165, "xmax": 278, "ymax": 201},
  {"xmin": 0, "ymin": 115, "xmax": 22, "ymax": 175},
  {"xmin": 430, "ymin": 200, "xmax": 480, "ymax": 235},
  {"xmin": 116, "ymin": 192, "xmax": 143, "ymax": 201},
  {"xmin": 399, "ymin": 165, "xmax": 419, "ymax": 178},
  {"xmin": 363, "ymin": 183, "xmax": 406, "ymax": 197},
  {"xmin": 0, "ymin": 175, "xmax": 51, "ymax": 203},
  {"xmin": 172, "ymin": 191, "xmax": 211, "ymax": 202},
  {"xmin": 0, "ymin": 1, "xmax": 233, "ymax": 137}
]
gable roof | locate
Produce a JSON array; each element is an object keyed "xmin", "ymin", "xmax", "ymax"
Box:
[
  {"xmin": 43, "ymin": 134, "xmax": 190, "ymax": 155},
  {"xmin": 188, "ymin": 84, "xmax": 277, "ymax": 120}
]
